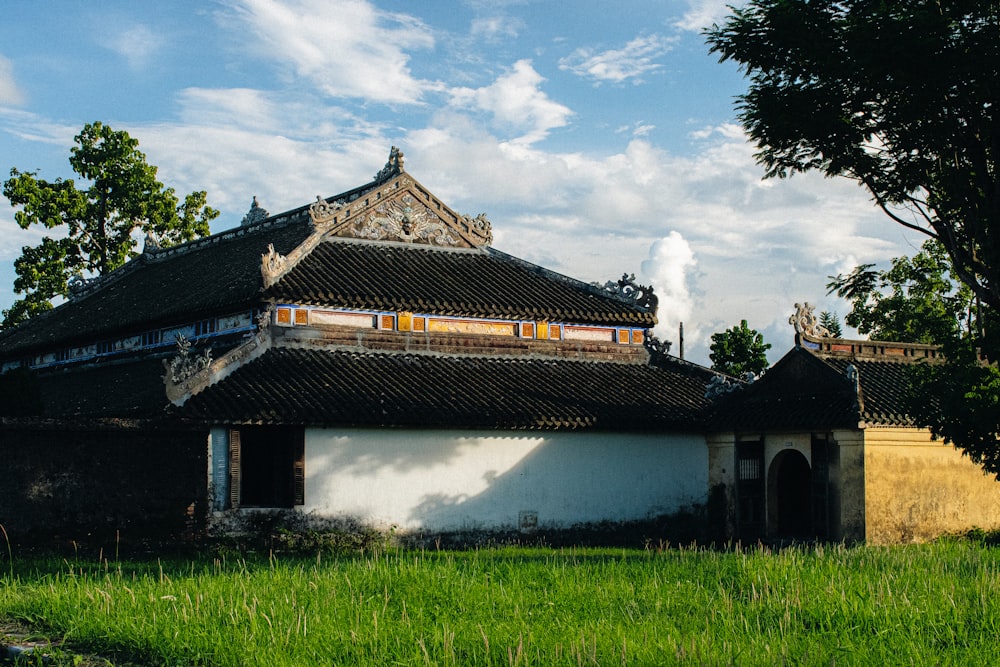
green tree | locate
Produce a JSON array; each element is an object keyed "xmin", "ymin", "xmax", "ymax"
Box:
[
  {"xmin": 710, "ymin": 320, "xmax": 771, "ymax": 378},
  {"xmin": 826, "ymin": 240, "xmax": 977, "ymax": 345},
  {"xmin": 828, "ymin": 241, "xmax": 999, "ymax": 475},
  {"xmin": 708, "ymin": 1, "xmax": 1000, "ymax": 476},
  {"xmin": 706, "ymin": 1, "xmax": 1000, "ymax": 360},
  {"xmin": 2, "ymin": 121, "xmax": 218, "ymax": 329},
  {"xmin": 818, "ymin": 311, "xmax": 842, "ymax": 338}
]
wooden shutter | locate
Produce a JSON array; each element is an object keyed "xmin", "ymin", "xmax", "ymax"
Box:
[
  {"xmin": 292, "ymin": 433, "xmax": 305, "ymax": 506},
  {"xmin": 736, "ymin": 439, "xmax": 765, "ymax": 542},
  {"xmin": 229, "ymin": 429, "xmax": 242, "ymax": 509}
]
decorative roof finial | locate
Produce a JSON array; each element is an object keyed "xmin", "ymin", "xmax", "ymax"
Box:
[
  {"xmin": 143, "ymin": 230, "xmax": 162, "ymax": 253},
  {"xmin": 374, "ymin": 146, "xmax": 405, "ymax": 182},
  {"xmin": 789, "ymin": 302, "xmax": 832, "ymax": 339},
  {"xmin": 599, "ymin": 273, "xmax": 658, "ymax": 314},
  {"xmin": 241, "ymin": 196, "xmax": 270, "ymax": 227}
]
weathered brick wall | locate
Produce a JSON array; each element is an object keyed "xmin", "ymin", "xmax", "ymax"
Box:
[{"xmin": 0, "ymin": 420, "xmax": 208, "ymax": 547}]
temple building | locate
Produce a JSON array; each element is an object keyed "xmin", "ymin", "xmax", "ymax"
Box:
[
  {"xmin": 0, "ymin": 148, "xmax": 717, "ymax": 545},
  {"xmin": 1, "ymin": 149, "xmax": 998, "ymax": 547}
]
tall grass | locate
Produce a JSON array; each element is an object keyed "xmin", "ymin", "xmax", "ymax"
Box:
[{"xmin": 1, "ymin": 541, "xmax": 998, "ymax": 665}]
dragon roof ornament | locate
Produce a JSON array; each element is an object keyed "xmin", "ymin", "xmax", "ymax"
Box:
[
  {"xmin": 789, "ymin": 302, "xmax": 833, "ymax": 339},
  {"xmin": 374, "ymin": 146, "xmax": 405, "ymax": 183},
  {"xmin": 600, "ymin": 273, "xmax": 658, "ymax": 313}
]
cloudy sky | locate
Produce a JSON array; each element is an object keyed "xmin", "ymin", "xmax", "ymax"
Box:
[{"xmin": 0, "ymin": 0, "xmax": 922, "ymax": 365}]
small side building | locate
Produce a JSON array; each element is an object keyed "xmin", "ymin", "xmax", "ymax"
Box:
[{"xmin": 708, "ymin": 304, "xmax": 1000, "ymax": 544}]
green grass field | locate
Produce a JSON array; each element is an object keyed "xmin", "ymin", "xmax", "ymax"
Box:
[{"xmin": 0, "ymin": 540, "xmax": 998, "ymax": 666}]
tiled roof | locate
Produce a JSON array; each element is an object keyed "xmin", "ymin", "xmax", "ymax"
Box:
[
  {"xmin": 0, "ymin": 218, "xmax": 314, "ymax": 357},
  {"xmin": 709, "ymin": 348, "xmax": 859, "ymax": 430},
  {"xmin": 266, "ymin": 241, "xmax": 654, "ymax": 326},
  {"xmin": 19, "ymin": 355, "xmax": 173, "ymax": 418},
  {"xmin": 710, "ymin": 345, "xmax": 926, "ymax": 430},
  {"xmin": 821, "ymin": 356, "xmax": 919, "ymax": 426},
  {"xmin": 179, "ymin": 347, "xmax": 716, "ymax": 431}
]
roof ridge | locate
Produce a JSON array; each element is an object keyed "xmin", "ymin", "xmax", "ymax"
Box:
[
  {"xmin": 63, "ymin": 213, "xmax": 309, "ymax": 304},
  {"xmin": 485, "ymin": 247, "xmax": 657, "ymax": 318}
]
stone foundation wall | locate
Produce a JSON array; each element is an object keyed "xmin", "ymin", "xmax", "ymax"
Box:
[{"xmin": 0, "ymin": 420, "xmax": 208, "ymax": 548}]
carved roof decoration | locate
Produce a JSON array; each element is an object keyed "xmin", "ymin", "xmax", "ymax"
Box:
[
  {"xmin": 241, "ymin": 197, "xmax": 270, "ymax": 227},
  {"xmin": 374, "ymin": 146, "xmax": 405, "ymax": 183},
  {"xmin": 600, "ymin": 273, "xmax": 658, "ymax": 315},
  {"xmin": 305, "ymin": 156, "xmax": 493, "ymax": 249},
  {"xmin": 789, "ymin": 302, "xmax": 832, "ymax": 340}
]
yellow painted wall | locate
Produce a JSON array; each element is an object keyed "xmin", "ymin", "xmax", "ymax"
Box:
[
  {"xmin": 834, "ymin": 429, "xmax": 866, "ymax": 543},
  {"xmin": 864, "ymin": 427, "xmax": 1000, "ymax": 543}
]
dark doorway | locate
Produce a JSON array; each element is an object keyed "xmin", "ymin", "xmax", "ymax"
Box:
[{"xmin": 772, "ymin": 450, "xmax": 812, "ymax": 537}]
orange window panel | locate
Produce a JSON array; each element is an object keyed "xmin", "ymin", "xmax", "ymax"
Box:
[
  {"xmin": 276, "ymin": 308, "xmax": 292, "ymax": 325},
  {"xmin": 294, "ymin": 309, "xmax": 309, "ymax": 325}
]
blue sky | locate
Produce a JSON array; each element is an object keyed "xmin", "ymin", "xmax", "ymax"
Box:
[{"xmin": 0, "ymin": 0, "xmax": 922, "ymax": 365}]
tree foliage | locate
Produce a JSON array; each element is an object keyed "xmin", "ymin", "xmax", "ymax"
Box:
[
  {"xmin": 2, "ymin": 122, "xmax": 218, "ymax": 329},
  {"xmin": 710, "ymin": 320, "xmax": 772, "ymax": 378},
  {"xmin": 709, "ymin": 1, "xmax": 1000, "ymax": 476},
  {"xmin": 818, "ymin": 311, "xmax": 842, "ymax": 339},
  {"xmin": 707, "ymin": 0, "xmax": 1000, "ymax": 360},
  {"xmin": 826, "ymin": 239, "xmax": 977, "ymax": 345}
]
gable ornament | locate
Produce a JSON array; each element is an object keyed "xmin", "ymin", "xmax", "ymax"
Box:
[
  {"xmin": 789, "ymin": 302, "xmax": 832, "ymax": 338},
  {"xmin": 67, "ymin": 274, "xmax": 100, "ymax": 299},
  {"xmin": 261, "ymin": 244, "xmax": 288, "ymax": 287},
  {"xmin": 374, "ymin": 146, "xmax": 405, "ymax": 183},
  {"xmin": 241, "ymin": 196, "xmax": 270, "ymax": 227},
  {"xmin": 164, "ymin": 334, "xmax": 213, "ymax": 384},
  {"xmin": 643, "ymin": 330, "xmax": 672, "ymax": 359},
  {"xmin": 309, "ymin": 195, "xmax": 344, "ymax": 225},
  {"xmin": 704, "ymin": 373, "xmax": 753, "ymax": 399},
  {"xmin": 458, "ymin": 212, "xmax": 493, "ymax": 247}
]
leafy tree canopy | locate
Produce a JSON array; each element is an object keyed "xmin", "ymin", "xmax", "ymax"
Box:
[
  {"xmin": 826, "ymin": 239, "xmax": 977, "ymax": 346},
  {"xmin": 709, "ymin": 0, "xmax": 1000, "ymax": 477},
  {"xmin": 710, "ymin": 319, "xmax": 772, "ymax": 378},
  {"xmin": 707, "ymin": 0, "xmax": 1000, "ymax": 360},
  {"xmin": 2, "ymin": 122, "xmax": 218, "ymax": 329}
]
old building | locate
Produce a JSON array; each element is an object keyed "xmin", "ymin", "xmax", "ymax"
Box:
[
  {"xmin": 0, "ymin": 149, "xmax": 717, "ymax": 546},
  {"xmin": 708, "ymin": 304, "xmax": 1000, "ymax": 544},
  {"xmin": 3, "ymin": 150, "xmax": 999, "ymax": 547}
]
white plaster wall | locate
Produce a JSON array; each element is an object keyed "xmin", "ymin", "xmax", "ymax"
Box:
[{"xmin": 304, "ymin": 429, "xmax": 707, "ymax": 532}]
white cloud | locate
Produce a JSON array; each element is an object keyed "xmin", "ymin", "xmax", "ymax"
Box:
[
  {"xmin": 223, "ymin": 0, "xmax": 438, "ymax": 104},
  {"xmin": 674, "ymin": 0, "xmax": 744, "ymax": 32},
  {"xmin": 640, "ymin": 232, "xmax": 698, "ymax": 352},
  {"xmin": 470, "ymin": 15, "xmax": 523, "ymax": 42},
  {"xmin": 0, "ymin": 55, "xmax": 25, "ymax": 106},
  {"xmin": 104, "ymin": 24, "xmax": 164, "ymax": 70},
  {"xmin": 559, "ymin": 35, "xmax": 676, "ymax": 85},
  {"xmin": 448, "ymin": 60, "xmax": 573, "ymax": 145}
]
